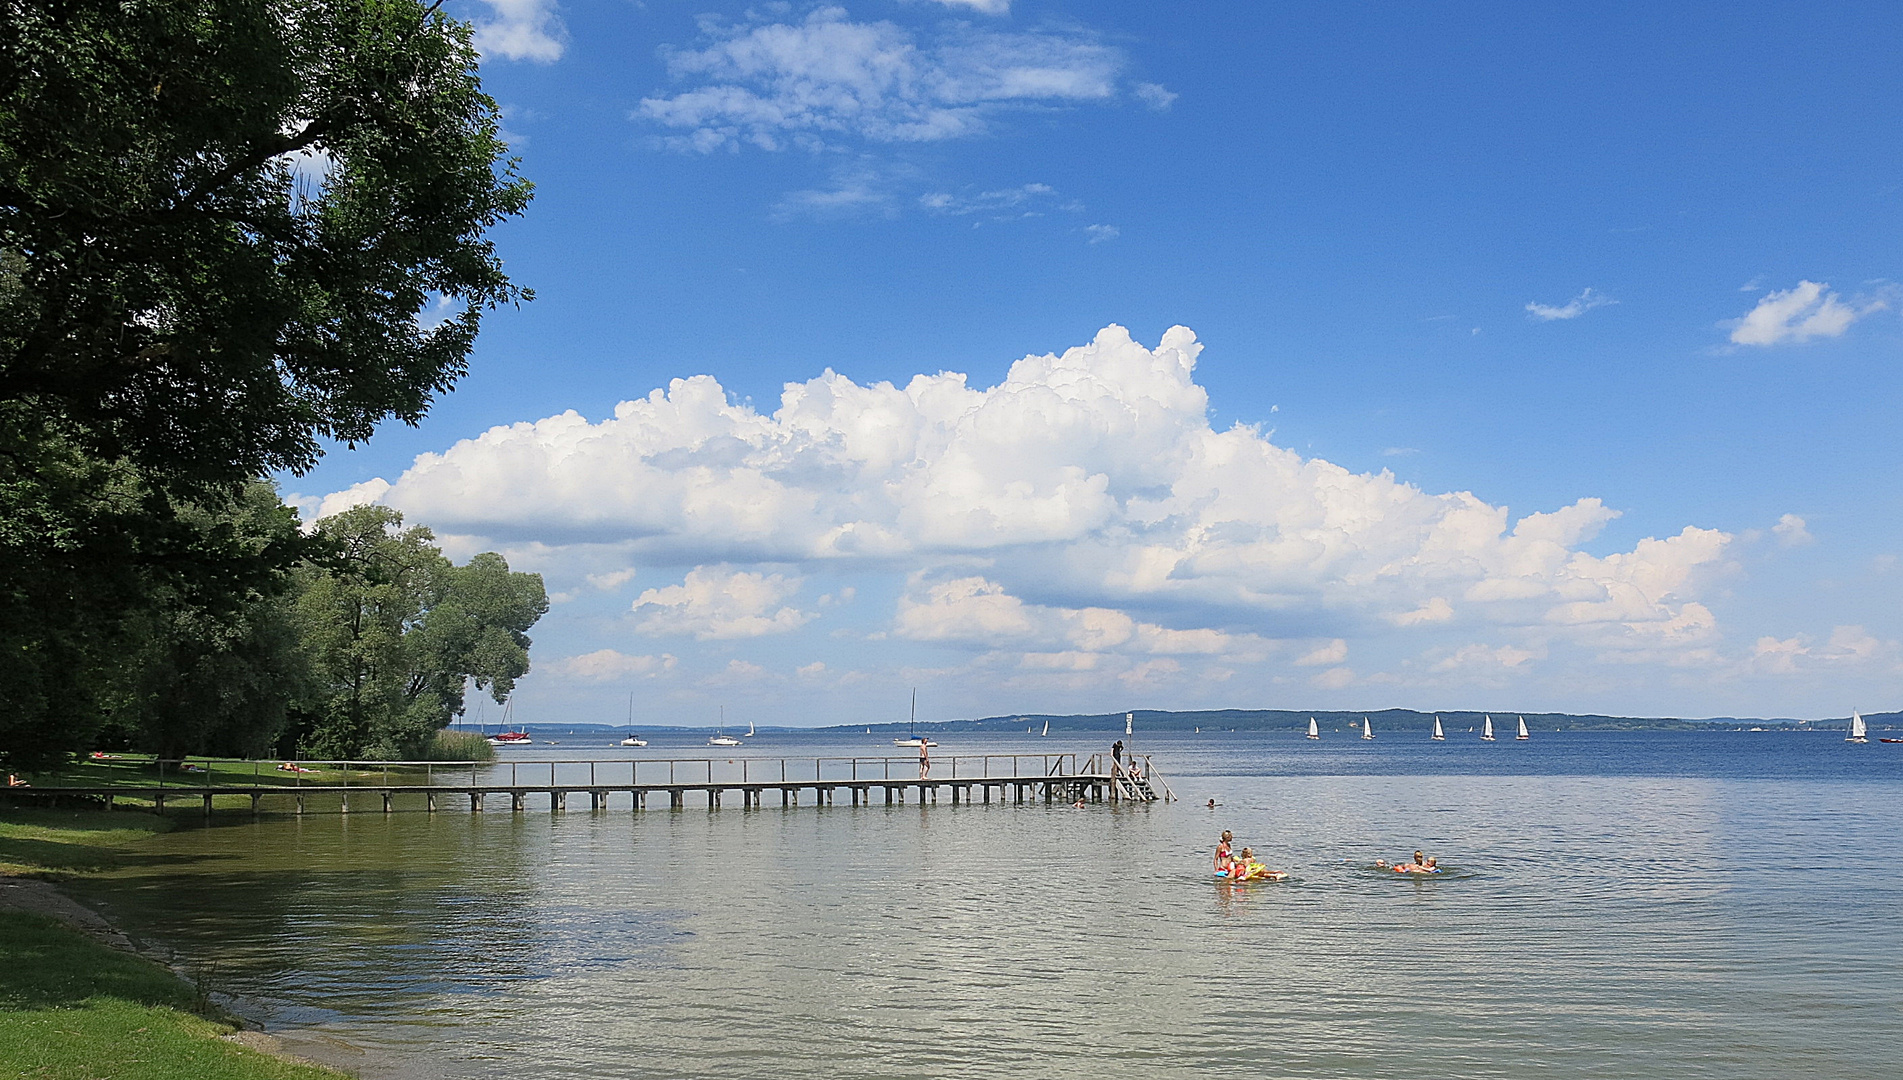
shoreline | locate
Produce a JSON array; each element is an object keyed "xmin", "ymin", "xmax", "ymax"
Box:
[{"xmin": 0, "ymin": 857, "xmax": 358, "ymax": 1077}]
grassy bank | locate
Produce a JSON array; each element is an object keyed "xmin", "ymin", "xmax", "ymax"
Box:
[
  {"xmin": 0, "ymin": 808, "xmax": 349, "ymax": 1078},
  {"xmin": 13, "ymin": 743, "xmax": 492, "ymax": 815},
  {"xmin": 0, "ymin": 911, "xmax": 346, "ymax": 1079},
  {"xmin": 0, "ymin": 806, "xmax": 176, "ymax": 877}
]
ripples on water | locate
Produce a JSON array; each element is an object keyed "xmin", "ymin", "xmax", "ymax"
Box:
[{"xmin": 63, "ymin": 731, "xmax": 1903, "ymax": 1080}]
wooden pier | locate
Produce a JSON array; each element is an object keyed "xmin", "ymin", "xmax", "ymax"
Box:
[{"xmin": 26, "ymin": 752, "xmax": 1173, "ymax": 816}]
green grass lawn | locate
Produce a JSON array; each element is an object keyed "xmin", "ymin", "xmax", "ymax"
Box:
[
  {"xmin": 0, "ymin": 911, "xmax": 347, "ymax": 1080},
  {"xmin": 0, "ymin": 807, "xmax": 177, "ymax": 878}
]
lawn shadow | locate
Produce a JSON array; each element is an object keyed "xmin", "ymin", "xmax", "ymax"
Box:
[{"xmin": 0, "ymin": 911, "xmax": 197, "ymax": 1011}]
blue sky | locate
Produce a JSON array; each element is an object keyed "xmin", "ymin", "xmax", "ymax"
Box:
[{"xmin": 290, "ymin": 0, "xmax": 1903, "ymax": 725}]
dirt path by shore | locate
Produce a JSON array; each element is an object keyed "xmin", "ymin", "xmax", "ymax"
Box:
[{"xmin": 0, "ymin": 873, "xmax": 135, "ymax": 951}]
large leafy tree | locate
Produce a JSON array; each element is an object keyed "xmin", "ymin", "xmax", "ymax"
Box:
[
  {"xmin": 94, "ymin": 482, "xmax": 316, "ymax": 761},
  {"xmin": 0, "ymin": 0, "xmax": 531, "ymax": 483},
  {"xmin": 292, "ymin": 505, "xmax": 546, "ymax": 760},
  {"xmin": 0, "ymin": 0, "xmax": 532, "ymax": 771}
]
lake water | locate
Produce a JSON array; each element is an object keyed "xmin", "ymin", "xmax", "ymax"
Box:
[{"xmin": 62, "ymin": 730, "xmax": 1903, "ymax": 1080}]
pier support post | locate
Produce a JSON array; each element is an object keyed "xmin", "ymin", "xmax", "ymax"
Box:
[
  {"xmin": 340, "ymin": 793, "xmax": 349, "ymax": 814},
  {"xmin": 155, "ymin": 793, "xmax": 166, "ymax": 813},
  {"xmin": 250, "ymin": 793, "xmax": 261, "ymax": 816},
  {"xmin": 781, "ymin": 789, "xmax": 790, "ymax": 807},
  {"xmin": 669, "ymin": 789, "xmax": 684, "ymax": 810},
  {"xmin": 470, "ymin": 793, "xmax": 482, "ymax": 812},
  {"xmin": 552, "ymin": 791, "xmax": 564, "ymax": 812},
  {"xmin": 383, "ymin": 793, "xmax": 393, "ymax": 814},
  {"xmin": 511, "ymin": 791, "xmax": 524, "ymax": 812},
  {"xmin": 202, "ymin": 793, "xmax": 213, "ymax": 817},
  {"xmin": 427, "ymin": 792, "xmax": 437, "ymax": 813},
  {"xmin": 295, "ymin": 793, "xmax": 304, "ymax": 815},
  {"xmin": 104, "ymin": 794, "xmax": 114, "ymax": 812}
]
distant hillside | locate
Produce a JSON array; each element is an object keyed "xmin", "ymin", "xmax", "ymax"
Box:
[
  {"xmin": 466, "ymin": 709, "xmax": 1892, "ymax": 734},
  {"xmin": 823, "ymin": 708, "xmax": 1888, "ymax": 733}
]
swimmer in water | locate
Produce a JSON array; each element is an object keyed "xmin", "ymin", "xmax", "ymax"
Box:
[{"xmin": 1207, "ymin": 798, "xmax": 1217, "ymax": 809}]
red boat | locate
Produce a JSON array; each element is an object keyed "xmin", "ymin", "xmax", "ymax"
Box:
[{"xmin": 488, "ymin": 730, "xmax": 531, "ymax": 745}]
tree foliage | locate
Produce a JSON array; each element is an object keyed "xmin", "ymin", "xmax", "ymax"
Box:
[
  {"xmin": 290, "ymin": 506, "xmax": 547, "ymax": 760},
  {"xmin": 0, "ymin": 0, "xmax": 532, "ymax": 485},
  {"xmin": 0, "ymin": 474, "xmax": 309, "ymax": 771},
  {"xmin": 93, "ymin": 483, "xmax": 316, "ymax": 761},
  {"xmin": 0, "ymin": 0, "xmax": 534, "ymax": 771}
]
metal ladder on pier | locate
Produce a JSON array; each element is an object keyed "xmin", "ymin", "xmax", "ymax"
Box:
[{"xmin": 1110, "ymin": 757, "xmax": 1173, "ymax": 802}]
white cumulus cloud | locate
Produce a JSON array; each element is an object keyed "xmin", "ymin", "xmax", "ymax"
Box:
[
  {"xmin": 546, "ymin": 650, "xmax": 677, "ymax": 681},
  {"xmin": 1526, "ymin": 287, "xmax": 1615, "ymax": 321},
  {"xmin": 1772, "ymin": 513, "xmax": 1813, "ymax": 547},
  {"xmin": 632, "ymin": 567, "xmax": 814, "ymax": 640},
  {"xmin": 636, "ymin": 7, "xmax": 1126, "ymax": 152},
  {"xmin": 1728, "ymin": 280, "xmax": 1882, "ymax": 346},
  {"xmin": 340, "ymin": 324, "xmax": 1734, "ymax": 672},
  {"xmin": 1749, "ymin": 625, "xmax": 1891, "ymax": 675},
  {"xmin": 1133, "ymin": 82, "xmax": 1177, "ymax": 111},
  {"xmin": 469, "ymin": 0, "xmax": 567, "ymax": 63}
]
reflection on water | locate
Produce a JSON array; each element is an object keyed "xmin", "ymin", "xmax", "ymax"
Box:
[{"xmin": 62, "ymin": 732, "xmax": 1903, "ymax": 1080}]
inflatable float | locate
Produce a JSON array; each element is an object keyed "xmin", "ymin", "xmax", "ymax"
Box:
[{"xmin": 1216, "ymin": 864, "xmax": 1287, "ymax": 882}]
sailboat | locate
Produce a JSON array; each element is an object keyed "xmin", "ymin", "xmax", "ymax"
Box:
[
  {"xmin": 619, "ymin": 692, "xmax": 647, "ymax": 747},
  {"xmin": 1431, "ymin": 715, "xmax": 1445, "ymax": 741},
  {"xmin": 893, "ymin": 689, "xmax": 936, "ymax": 747},
  {"xmin": 488, "ymin": 699, "xmax": 530, "ymax": 745},
  {"xmin": 1847, "ymin": 710, "xmax": 1869, "ymax": 744},
  {"xmin": 1516, "ymin": 716, "xmax": 1530, "ymax": 741},
  {"xmin": 1481, "ymin": 715, "xmax": 1496, "ymax": 742},
  {"xmin": 1361, "ymin": 716, "xmax": 1375, "ymax": 741},
  {"xmin": 709, "ymin": 706, "xmax": 742, "ymax": 747},
  {"xmin": 745, "ymin": 720, "xmax": 755, "ymax": 738},
  {"xmin": 1306, "ymin": 716, "xmax": 1320, "ymax": 740},
  {"xmin": 1041, "ymin": 719, "xmax": 1050, "ymax": 737}
]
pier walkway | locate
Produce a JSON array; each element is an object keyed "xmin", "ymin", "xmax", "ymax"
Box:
[{"xmin": 25, "ymin": 753, "xmax": 1174, "ymax": 815}]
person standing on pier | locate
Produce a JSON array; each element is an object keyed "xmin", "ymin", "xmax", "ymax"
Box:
[
  {"xmin": 919, "ymin": 739, "xmax": 930, "ymax": 780},
  {"xmin": 1111, "ymin": 739, "xmax": 1124, "ymax": 770}
]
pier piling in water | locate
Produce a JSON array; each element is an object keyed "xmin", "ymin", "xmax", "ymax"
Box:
[{"xmin": 40, "ymin": 752, "xmax": 1174, "ymax": 816}]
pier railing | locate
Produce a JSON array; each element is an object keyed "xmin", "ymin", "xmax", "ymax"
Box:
[
  {"xmin": 22, "ymin": 750, "xmax": 1174, "ymax": 814},
  {"xmin": 44, "ymin": 753, "xmax": 1085, "ymax": 792}
]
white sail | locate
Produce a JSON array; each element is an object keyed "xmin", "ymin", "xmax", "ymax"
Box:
[
  {"xmin": 1041, "ymin": 719, "xmax": 1050, "ymax": 737},
  {"xmin": 1361, "ymin": 716, "xmax": 1375, "ymax": 741},
  {"xmin": 1482, "ymin": 715, "xmax": 1496, "ymax": 741},
  {"xmin": 746, "ymin": 720, "xmax": 755, "ymax": 737},
  {"xmin": 1432, "ymin": 715, "xmax": 1445, "ymax": 741},
  {"xmin": 1306, "ymin": 716, "xmax": 1320, "ymax": 739},
  {"xmin": 1517, "ymin": 716, "xmax": 1530, "ymax": 741},
  {"xmin": 1848, "ymin": 710, "xmax": 1868, "ymax": 743}
]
